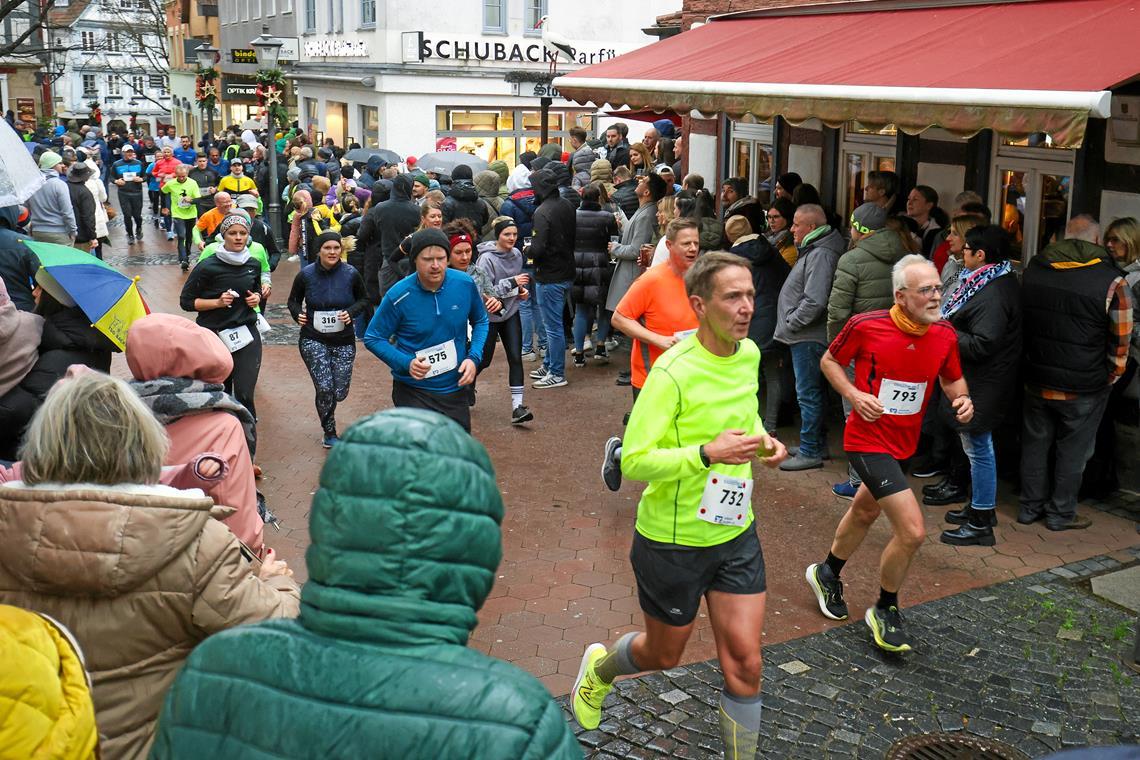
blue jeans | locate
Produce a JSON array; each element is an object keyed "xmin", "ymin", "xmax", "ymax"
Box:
[
  {"xmin": 960, "ymin": 430, "xmax": 996, "ymax": 510},
  {"xmin": 790, "ymin": 341, "xmax": 827, "ymax": 458},
  {"xmin": 536, "ymin": 280, "xmax": 571, "ymax": 377},
  {"xmin": 519, "ymin": 267, "xmax": 546, "ymax": 353},
  {"xmin": 172, "ymin": 217, "xmax": 192, "ymax": 263},
  {"xmin": 572, "ymin": 303, "xmax": 612, "ymax": 352}
]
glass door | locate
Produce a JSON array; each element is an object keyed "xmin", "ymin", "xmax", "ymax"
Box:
[{"xmin": 992, "ymin": 162, "xmax": 1072, "ymax": 262}]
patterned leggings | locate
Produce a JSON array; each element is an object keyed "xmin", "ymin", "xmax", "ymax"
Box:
[{"xmin": 298, "ymin": 337, "xmax": 356, "ymax": 436}]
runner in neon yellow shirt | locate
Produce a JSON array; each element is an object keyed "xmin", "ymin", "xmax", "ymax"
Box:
[{"xmin": 571, "ymin": 252, "xmax": 787, "ymax": 760}]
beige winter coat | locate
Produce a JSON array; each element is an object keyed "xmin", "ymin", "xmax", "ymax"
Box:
[{"xmin": 0, "ymin": 482, "xmax": 300, "ymax": 759}]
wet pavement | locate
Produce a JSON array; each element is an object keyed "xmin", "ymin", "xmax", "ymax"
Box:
[{"xmin": 101, "ymin": 203, "xmax": 1139, "ymax": 756}]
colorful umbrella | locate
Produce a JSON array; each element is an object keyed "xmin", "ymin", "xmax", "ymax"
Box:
[{"xmin": 22, "ymin": 240, "xmax": 150, "ymax": 351}]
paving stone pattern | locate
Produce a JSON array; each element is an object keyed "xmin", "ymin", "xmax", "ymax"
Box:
[{"xmin": 559, "ymin": 548, "xmax": 1140, "ymax": 758}]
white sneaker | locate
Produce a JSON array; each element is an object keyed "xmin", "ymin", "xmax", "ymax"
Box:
[
  {"xmin": 583, "ymin": 337, "xmax": 593, "ymax": 352},
  {"xmin": 529, "ymin": 366, "xmax": 549, "ymax": 380},
  {"xmin": 604, "ymin": 338, "xmax": 619, "ymax": 352},
  {"xmin": 521, "ymin": 351, "xmax": 539, "ymax": 362}
]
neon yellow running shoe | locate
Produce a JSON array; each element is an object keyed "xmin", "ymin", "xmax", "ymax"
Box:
[
  {"xmin": 571, "ymin": 643, "xmax": 611, "ymax": 730},
  {"xmin": 865, "ymin": 605, "xmax": 912, "ymax": 653}
]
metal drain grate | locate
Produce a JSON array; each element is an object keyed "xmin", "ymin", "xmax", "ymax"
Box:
[{"xmin": 886, "ymin": 732, "xmax": 1030, "ymax": 760}]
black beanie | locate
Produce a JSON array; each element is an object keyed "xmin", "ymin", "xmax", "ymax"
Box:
[
  {"xmin": 452, "ymin": 164, "xmax": 473, "ymax": 181},
  {"xmin": 408, "ymin": 227, "xmax": 451, "ymax": 260},
  {"xmin": 493, "ymin": 217, "xmax": 518, "ymax": 238},
  {"xmin": 518, "ymin": 151, "xmax": 537, "ymax": 169},
  {"xmin": 314, "ymin": 230, "xmax": 342, "ymax": 251}
]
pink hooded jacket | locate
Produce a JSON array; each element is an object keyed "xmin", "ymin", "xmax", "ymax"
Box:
[{"xmin": 125, "ymin": 314, "xmax": 264, "ymax": 555}]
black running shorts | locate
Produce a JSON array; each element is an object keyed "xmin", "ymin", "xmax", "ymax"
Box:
[
  {"xmin": 630, "ymin": 527, "xmax": 766, "ymax": 627},
  {"xmin": 848, "ymin": 451, "xmax": 910, "ymax": 500}
]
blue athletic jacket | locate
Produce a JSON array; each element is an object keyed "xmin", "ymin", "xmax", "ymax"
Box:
[{"xmin": 363, "ymin": 269, "xmax": 489, "ymax": 395}]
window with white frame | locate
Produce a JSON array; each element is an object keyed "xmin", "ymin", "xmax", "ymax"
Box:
[
  {"xmin": 106, "ymin": 34, "xmax": 120, "ymax": 53},
  {"xmin": 82, "ymin": 73, "xmax": 97, "ymax": 95},
  {"xmin": 483, "ymin": 0, "xmax": 505, "ymax": 33},
  {"xmin": 81, "ymin": 31, "xmax": 96, "ymax": 50},
  {"xmin": 107, "ymin": 76, "xmax": 121, "ymax": 96},
  {"xmin": 265, "ymin": 0, "xmax": 276, "ymax": 16},
  {"xmin": 360, "ymin": 0, "xmax": 375, "ymax": 26},
  {"xmin": 839, "ymin": 123, "xmax": 897, "ymax": 222},
  {"xmin": 524, "ymin": 0, "xmax": 547, "ymax": 36},
  {"xmin": 131, "ymin": 74, "xmax": 145, "ymax": 95},
  {"xmin": 149, "ymin": 74, "xmax": 166, "ymax": 92},
  {"xmin": 304, "ymin": 0, "xmax": 316, "ymax": 31},
  {"xmin": 991, "ymin": 135, "xmax": 1075, "ymax": 261}
]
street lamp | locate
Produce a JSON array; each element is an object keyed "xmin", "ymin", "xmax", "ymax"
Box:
[
  {"xmin": 250, "ymin": 26, "xmax": 285, "ymax": 245},
  {"xmin": 195, "ymin": 42, "xmax": 219, "ymax": 145}
]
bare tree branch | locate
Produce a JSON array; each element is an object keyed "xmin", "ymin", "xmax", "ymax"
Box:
[{"xmin": 0, "ymin": 0, "xmax": 59, "ymax": 58}]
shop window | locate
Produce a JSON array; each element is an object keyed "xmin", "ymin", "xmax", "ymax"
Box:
[
  {"xmin": 992, "ymin": 133, "xmax": 1075, "ymax": 260},
  {"xmin": 729, "ymin": 122, "xmax": 774, "ymax": 204},
  {"xmin": 483, "ymin": 0, "xmax": 506, "ymax": 34},
  {"xmin": 360, "ymin": 105, "xmax": 379, "ymax": 148},
  {"xmin": 326, "ymin": 101, "xmax": 347, "ymax": 147},
  {"xmin": 524, "ymin": 0, "xmax": 547, "ymax": 36},
  {"xmin": 840, "ymin": 124, "xmax": 896, "ymax": 221},
  {"xmin": 305, "ymin": 97, "xmax": 319, "ymax": 134},
  {"xmin": 436, "ymin": 107, "xmax": 594, "ymax": 168}
]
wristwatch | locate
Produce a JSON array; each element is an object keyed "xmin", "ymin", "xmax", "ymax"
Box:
[{"xmin": 698, "ymin": 445, "xmax": 711, "ymax": 468}]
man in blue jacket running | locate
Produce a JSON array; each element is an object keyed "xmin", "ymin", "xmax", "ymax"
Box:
[{"xmin": 364, "ymin": 228, "xmax": 489, "ymax": 432}]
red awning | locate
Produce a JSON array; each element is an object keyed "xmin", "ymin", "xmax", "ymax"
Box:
[
  {"xmin": 556, "ymin": 0, "xmax": 1140, "ymax": 146},
  {"xmin": 604, "ymin": 109, "xmax": 682, "ymax": 126}
]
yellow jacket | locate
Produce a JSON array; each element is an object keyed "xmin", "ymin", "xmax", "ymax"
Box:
[{"xmin": 0, "ymin": 605, "xmax": 98, "ymax": 759}]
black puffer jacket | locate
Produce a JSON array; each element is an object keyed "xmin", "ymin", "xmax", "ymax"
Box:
[
  {"xmin": 611, "ymin": 179, "xmax": 639, "ymax": 219},
  {"xmin": 442, "ymin": 180, "xmax": 489, "ymax": 232},
  {"xmin": 939, "ymin": 272, "xmax": 1022, "ymax": 433},
  {"xmin": 571, "ymin": 201, "xmax": 618, "ymax": 306},
  {"xmin": 730, "ymin": 234, "xmax": 790, "ymax": 350},
  {"xmin": 546, "ymin": 162, "xmax": 581, "ymax": 211},
  {"xmin": 528, "ymin": 169, "xmax": 576, "ymax": 284},
  {"xmin": 359, "ymin": 174, "xmax": 419, "ymax": 304}
]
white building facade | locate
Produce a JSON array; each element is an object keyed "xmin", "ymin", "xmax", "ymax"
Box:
[
  {"xmin": 51, "ymin": 0, "xmax": 170, "ymax": 135},
  {"xmin": 280, "ymin": 0, "xmax": 679, "ymax": 164}
]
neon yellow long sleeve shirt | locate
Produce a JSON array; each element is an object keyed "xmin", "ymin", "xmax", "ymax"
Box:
[{"xmin": 622, "ymin": 334, "xmax": 766, "ymax": 547}]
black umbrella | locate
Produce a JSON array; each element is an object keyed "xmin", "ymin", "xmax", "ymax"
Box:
[
  {"xmin": 416, "ymin": 151, "xmax": 489, "ymax": 177},
  {"xmin": 343, "ymin": 147, "xmax": 401, "ymax": 165}
]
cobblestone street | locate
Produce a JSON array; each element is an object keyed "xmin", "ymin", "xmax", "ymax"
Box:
[{"xmin": 106, "ymin": 216, "xmax": 1139, "ymax": 757}]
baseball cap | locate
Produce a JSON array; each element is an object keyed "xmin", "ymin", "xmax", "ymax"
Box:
[
  {"xmin": 234, "ymin": 194, "xmax": 259, "ymax": 210},
  {"xmin": 122, "ymin": 145, "xmax": 136, "ymax": 153},
  {"xmin": 655, "ymin": 164, "xmax": 673, "ymax": 175}
]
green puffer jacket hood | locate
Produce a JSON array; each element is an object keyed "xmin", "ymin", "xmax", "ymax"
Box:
[
  {"xmin": 826, "ymin": 229, "xmax": 908, "ymax": 341},
  {"xmin": 1036, "ymin": 238, "xmax": 1106, "ymax": 265},
  {"xmin": 150, "ymin": 409, "xmax": 582, "ymax": 760}
]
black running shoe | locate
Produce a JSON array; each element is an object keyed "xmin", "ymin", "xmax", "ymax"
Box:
[
  {"xmin": 601, "ymin": 436, "xmax": 622, "ymax": 492},
  {"xmin": 865, "ymin": 605, "xmax": 912, "ymax": 653},
  {"xmin": 511, "ymin": 405, "xmax": 534, "ymax": 425},
  {"xmin": 805, "ymin": 563, "xmax": 848, "ymax": 620}
]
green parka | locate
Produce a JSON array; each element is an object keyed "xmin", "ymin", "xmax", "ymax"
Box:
[
  {"xmin": 826, "ymin": 229, "xmax": 909, "ymax": 341},
  {"xmin": 150, "ymin": 408, "xmax": 582, "ymax": 760}
]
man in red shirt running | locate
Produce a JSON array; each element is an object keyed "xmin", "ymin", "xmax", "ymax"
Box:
[{"xmin": 805, "ymin": 255, "xmax": 973, "ymax": 653}]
